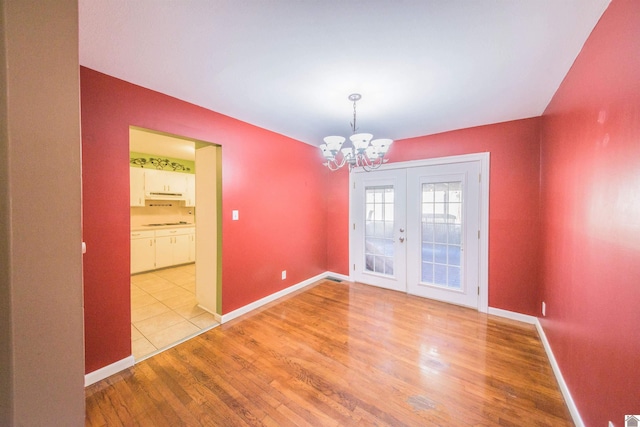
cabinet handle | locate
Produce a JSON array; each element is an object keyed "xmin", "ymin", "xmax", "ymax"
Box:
[
  {"xmin": 149, "ymin": 240, "xmax": 152, "ymax": 246},
  {"xmin": 132, "ymin": 233, "xmax": 140, "ymax": 236}
]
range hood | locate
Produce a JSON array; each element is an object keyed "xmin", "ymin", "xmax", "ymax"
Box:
[{"xmin": 145, "ymin": 191, "xmax": 184, "ymax": 201}]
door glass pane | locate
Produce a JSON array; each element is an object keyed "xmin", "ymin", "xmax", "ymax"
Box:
[
  {"xmin": 365, "ymin": 185, "xmax": 395, "ymax": 276},
  {"xmin": 420, "ymin": 181, "xmax": 463, "ymax": 289}
]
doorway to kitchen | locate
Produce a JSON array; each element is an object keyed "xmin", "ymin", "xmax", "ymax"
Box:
[
  {"xmin": 129, "ymin": 127, "xmax": 221, "ymax": 360},
  {"xmin": 351, "ymin": 153, "xmax": 489, "ymax": 311}
]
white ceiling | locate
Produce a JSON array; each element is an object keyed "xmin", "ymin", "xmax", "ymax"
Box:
[{"xmin": 80, "ymin": 0, "xmax": 610, "ymax": 147}]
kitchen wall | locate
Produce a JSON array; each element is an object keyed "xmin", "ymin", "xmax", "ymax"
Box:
[
  {"xmin": 130, "ymin": 204, "xmax": 195, "ymax": 227},
  {"xmin": 539, "ymin": 0, "xmax": 640, "ymax": 424},
  {"xmin": 81, "ymin": 67, "xmax": 328, "ymax": 374},
  {"xmin": 325, "ymin": 117, "xmax": 542, "ymax": 315},
  {"xmin": 130, "ymin": 151, "xmax": 195, "ymax": 172}
]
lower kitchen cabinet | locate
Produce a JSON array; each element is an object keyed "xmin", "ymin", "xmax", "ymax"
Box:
[
  {"xmin": 130, "ymin": 230, "xmax": 156, "ymax": 274},
  {"xmin": 131, "ymin": 227, "xmax": 195, "ymax": 274},
  {"xmin": 154, "ymin": 235, "xmax": 174, "ymax": 269}
]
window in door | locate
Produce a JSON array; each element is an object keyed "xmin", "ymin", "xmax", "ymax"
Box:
[
  {"xmin": 420, "ymin": 181, "xmax": 462, "ymax": 289},
  {"xmin": 364, "ymin": 186, "xmax": 395, "ymax": 276}
]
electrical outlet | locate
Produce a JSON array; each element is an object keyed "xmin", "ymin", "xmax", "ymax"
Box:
[
  {"xmin": 232, "ymin": 210, "xmax": 239, "ymax": 220},
  {"xmin": 282, "ymin": 270, "xmax": 286, "ymax": 280},
  {"xmin": 542, "ymin": 301, "xmax": 546, "ymax": 317}
]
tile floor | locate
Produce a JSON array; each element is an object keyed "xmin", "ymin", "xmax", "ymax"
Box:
[{"xmin": 130, "ymin": 263, "xmax": 219, "ymax": 360}]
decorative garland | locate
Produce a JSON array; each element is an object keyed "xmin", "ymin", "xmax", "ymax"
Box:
[{"xmin": 130, "ymin": 157, "xmax": 191, "ymax": 172}]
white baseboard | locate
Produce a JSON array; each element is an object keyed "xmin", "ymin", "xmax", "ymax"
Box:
[
  {"xmin": 221, "ymin": 271, "xmax": 343, "ymax": 323},
  {"xmin": 488, "ymin": 307, "xmax": 583, "ymax": 426},
  {"xmin": 84, "ymin": 355, "xmax": 134, "ymax": 387},
  {"xmin": 535, "ymin": 320, "xmax": 584, "ymax": 427},
  {"xmin": 487, "ymin": 307, "xmax": 537, "ymax": 324},
  {"xmin": 197, "ymin": 304, "xmax": 223, "ymax": 324}
]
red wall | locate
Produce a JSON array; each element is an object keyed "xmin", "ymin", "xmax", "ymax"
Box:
[
  {"xmin": 329, "ymin": 118, "xmax": 542, "ymax": 314},
  {"xmin": 539, "ymin": 1, "xmax": 640, "ymax": 425},
  {"xmin": 390, "ymin": 120, "xmax": 542, "ymax": 315},
  {"xmin": 325, "ymin": 168, "xmax": 350, "ymax": 275},
  {"xmin": 81, "ymin": 67, "xmax": 328, "ymax": 373}
]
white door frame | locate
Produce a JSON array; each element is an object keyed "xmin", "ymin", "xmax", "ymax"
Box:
[{"xmin": 349, "ymin": 152, "xmax": 490, "ymax": 313}]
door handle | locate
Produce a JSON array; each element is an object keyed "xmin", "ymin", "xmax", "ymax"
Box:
[
  {"xmin": 399, "ymin": 228, "xmax": 405, "ymax": 233},
  {"xmin": 399, "ymin": 237, "xmax": 405, "ymax": 243}
]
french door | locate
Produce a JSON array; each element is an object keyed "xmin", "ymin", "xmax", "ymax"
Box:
[
  {"xmin": 352, "ymin": 157, "xmax": 485, "ymax": 309},
  {"xmin": 352, "ymin": 169, "xmax": 407, "ymax": 292}
]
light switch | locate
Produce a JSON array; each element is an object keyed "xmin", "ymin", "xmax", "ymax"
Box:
[{"xmin": 232, "ymin": 210, "xmax": 239, "ymax": 220}]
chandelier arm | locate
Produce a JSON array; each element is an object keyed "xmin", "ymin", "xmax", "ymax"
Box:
[
  {"xmin": 368, "ymin": 159, "xmax": 383, "ymax": 171},
  {"xmin": 326, "ymin": 153, "xmax": 349, "ymax": 171},
  {"xmin": 361, "ymin": 155, "xmax": 373, "ymax": 172}
]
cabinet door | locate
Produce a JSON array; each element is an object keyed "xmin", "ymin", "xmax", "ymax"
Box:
[
  {"xmin": 144, "ymin": 169, "xmax": 166, "ymax": 193},
  {"xmin": 167, "ymin": 172, "xmax": 187, "ymax": 194},
  {"xmin": 185, "ymin": 174, "xmax": 196, "ymax": 206},
  {"xmin": 130, "ymin": 167, "xmax": 146, "ymax": 207},
  {"xmin": 173, "ymin": 234, "xmax": 191, "ymax": 265},
  {"xmin": 145, "ymin": 169, "xmax": 187, "ymax": 195},
  {"xmin": 131, "ymin": 237, "xmax": 155, "ymax": 274},
  {"xmin": 155, "ymin": 235, "xmax": 174, "ymax": 269}
]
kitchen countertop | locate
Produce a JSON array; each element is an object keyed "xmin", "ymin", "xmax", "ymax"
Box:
[{"xmin": 131, "ymin": 223, "xmax": 195, "ymax": 232}]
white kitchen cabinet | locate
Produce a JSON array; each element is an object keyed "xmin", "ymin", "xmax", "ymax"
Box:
[
  {"xmin": 154, "ymin": 228, "xmax": 192, "ymax": 269},
  {"xmin": 145, "ymin": 169, "xmax": 187, "ymax": 196},
  {"xmin": 130, "ymin": 167, "xmax": 146, "ymax": 207},
  {"xmin": 185, "ymin": 174, "xmax": 196, "ymax": 207},
  {"xmin": 173, "ymin": 234, "xmax": 190, "ymax": 265},
  {"xmin": 154, "ymin": 235, "xmax": 174, "ymax": 269},
  {"xmin": 130, "ymin": 230, "xmax": 155, "ymax": 273},
  {"xmin": 131, "ymin": 227, "xmax": 195, "ymax": 273}
]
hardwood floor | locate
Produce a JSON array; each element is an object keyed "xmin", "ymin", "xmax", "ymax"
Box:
[{"xmin": 86, "ymin": 280, "xmax": 573, "ymax": 426}]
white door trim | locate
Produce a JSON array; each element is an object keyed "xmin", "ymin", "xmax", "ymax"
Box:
[{"xmin": 349, "ymin": 152, "xmax": 490, "ymax": 313}]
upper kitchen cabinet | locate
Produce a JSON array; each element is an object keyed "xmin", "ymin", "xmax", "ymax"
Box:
[
  {"xmin": 145, "ymin": 169, "xmax": 187, "ymax": 198},
  {"xmin": 129, "ymin": 166, "xmax": 196, "ymax": 206},
  {"xmin": 130, "ymin": 167, "xmax": 146, "ymax": 207},
  {"xmin": 185, "ymin": 174, "xmax": 196, "ymax": 207}
]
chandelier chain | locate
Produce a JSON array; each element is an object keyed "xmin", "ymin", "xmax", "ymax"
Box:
[{"xmin": 351, "ymin": 98, "xmax": 358, "ymax": 134}]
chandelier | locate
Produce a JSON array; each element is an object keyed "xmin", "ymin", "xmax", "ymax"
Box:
[{"xmin": 320, "ymin": 93, "xmax": 393, "ymax": 171}]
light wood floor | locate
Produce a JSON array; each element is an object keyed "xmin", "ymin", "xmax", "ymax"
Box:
[{"xmin": 86, "ymin": 280, "xmax": 573, "ymax": 426}]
